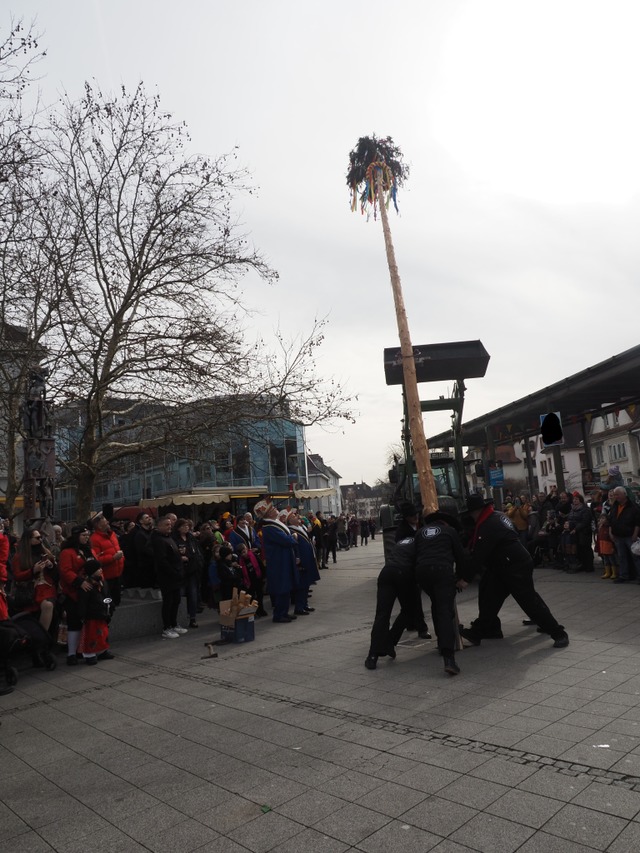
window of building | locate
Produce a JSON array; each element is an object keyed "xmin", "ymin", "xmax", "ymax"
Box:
[
  {"xmin": 231, "ymin": 444, "xmax": 250, "ymax": 480},
  {"xmin": 285, "ymin": 437, "xmax": 299, "ymax": 478},
  {"xmin": 548, "ymin": 456, "xmax": 553, "ymax": 473},
  {"xmin": 213, "ymin": 444, "xmax": 231, "ymax": 469},
  {"xmin": 602, "ymin": 413, "xmax": 610, "ymax": 429},
  {"xmin": 609, "ymin": 443, "xmax": 627, "ymax": 462},
  {"xmin": 541, "ymin": 460, "xmax": 548, "ymax": 476},
  {"xmin": 595, "ymin": 445, "xmax": 604, "ymax": 465},
  {"xmin": 269, "ymin": 442, "xmax": 286, "ymax": 477},
  {"xmin": 561, "ymin": 455, "xmax": 567, "ymax": 472},
  {"xmin": 194, "ymin": 464, "xmax": 213, "ymax": 482}
]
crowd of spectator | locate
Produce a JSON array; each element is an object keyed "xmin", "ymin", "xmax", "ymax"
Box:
[
  {"xmin": 502, "ymin": 479, "xmax": 640, "ymax": 582},
  {"xmin": 0, "ymin": 506, "xmax": 378, "ymax": 689}
]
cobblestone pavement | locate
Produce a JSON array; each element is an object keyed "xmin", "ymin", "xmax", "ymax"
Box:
[{"xmin": 3, "ymin": 539, "xmax": 640, "ymax": 852}]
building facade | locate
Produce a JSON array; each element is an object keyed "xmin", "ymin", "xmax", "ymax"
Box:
[
  {"xmin": 55, "ymin": 409, "xmax": 311, "ymax": 521},
  {"xmin": 306, "ymin": 454, "xmax": 342, "ymax": 515}
]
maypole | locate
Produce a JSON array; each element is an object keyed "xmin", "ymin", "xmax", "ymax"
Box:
[{"xmin": 347, "ymin": 135, "xmax": 439, "ymax": 514}]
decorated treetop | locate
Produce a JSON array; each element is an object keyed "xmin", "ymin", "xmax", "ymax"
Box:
[{"xmin": 346, "ymin": 134, "xmax": 409, "ymax": 216}]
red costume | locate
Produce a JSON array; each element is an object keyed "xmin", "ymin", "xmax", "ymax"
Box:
[
  {"xmin": 59, "ymin": 547, "xmax": 100, "ymax": 600},
  {"xmin": 0, "ymin": 533, "xmax": 9, "ymax": 580},
  {"xmin": 0, "ymin": 533, "xmax": 8, "ymax": 619},
  {"xmin": 12, "ymin": 554, "xmax": 58, "ymax": 608}
]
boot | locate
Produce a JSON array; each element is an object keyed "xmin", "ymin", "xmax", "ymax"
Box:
[
  {"xmin": 443, "ymin": 655, "xmax": 460, "ymax": 676},
  {"xmin": 610, "ymin": 566, "xmax": 618, "ymax": 580},
  {"xmin": 601, "ymin": 567, "xmax": 611, "ymax": 579},
  {"xmin": 460, "ymin": 627, "xmax": 481, "ymax": 647},
  {"xmin": 364, "ymin": 655, "xmax": 377, "ymax": 670},
  {"xmin": 552, "ymin": 632, "xmax": 570, "ymax": 648}
]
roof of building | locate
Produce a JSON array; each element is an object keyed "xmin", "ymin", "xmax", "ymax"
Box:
[
  {"xmin": 307, "ymin": 453, "xmax": 341, "ymax": 480},
  {"xmin": 429, "ymin": 343, "xmax": 640, "ymax": 450}
]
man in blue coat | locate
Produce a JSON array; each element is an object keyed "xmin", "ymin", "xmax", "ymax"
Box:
[
  {"xmin": 255, "ymin": 500, "xmax": 298, "ymax": 623},
  {"xmin": 287, "ymin": 509, "xmax": 320, "ymax": 615}
]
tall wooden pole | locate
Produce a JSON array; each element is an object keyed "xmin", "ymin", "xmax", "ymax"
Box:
[{"xmin": 375, "ymin": 171, "xmax": 439, "ymax": 515}]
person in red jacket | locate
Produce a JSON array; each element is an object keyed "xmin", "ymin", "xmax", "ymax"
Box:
[
  {"xmin": 59, "ymin": 526, "xmax": 114, "ymax": 665},
  {"xmin": 0, "ymin": 530, "xmax": 14, "ymax": 694},
  {"xmin": 0, "ymin": 537, "xmax": 9, "ymax": 623},
  {"xmin": 0, "ymin": 523, "xmax": 9, "ymax": 584},
  {"xmin": 89, "ymin": 513, "xmax": 124, "ymax": 616},
  {"xmin": 11, "ymin": 528, "xmax": 57, "ymax": 631}
]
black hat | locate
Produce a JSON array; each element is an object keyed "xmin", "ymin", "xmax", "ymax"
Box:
[
  {"xmin": 398, "ymin": 501, "xmax": 418, "ymax": 518},
  {"xmin": 466, "ymin": 494, "xmax": 493, "ymax": 512}
]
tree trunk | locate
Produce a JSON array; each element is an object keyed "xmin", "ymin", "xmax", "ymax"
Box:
[
  {"xmin": 75, "ymin": 467, "xmax": 97, "ymax": 523},
  {"xmin": 75, "ymin": 431, "xmax": 99, "ymax": 521},
  {"xmin": 376, "ymin": 172, "xmax": 439, "ymax": 515},
  {"xmin": 4, "ymin": 416, "xmax": 20, "ymax": 523}
]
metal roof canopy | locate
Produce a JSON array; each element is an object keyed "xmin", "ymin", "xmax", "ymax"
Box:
[
  {"xmin": 384, "ymin": 340, "xmax": 490, "ymax": 386},
  {"xmin": 428, "ymin": 343, "xmax": 640, "ymax": 449}
]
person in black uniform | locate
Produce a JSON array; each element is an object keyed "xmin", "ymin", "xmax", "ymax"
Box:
[
  {"xmin": 459, "ymin": 494, "xmax": 569, "ymax": 649},
  {"xmin": 390, "ymin": 502, "xmax": 431, "ymax": 641},
  {"xmin": 413, "ymin": 509, "xmax": 468, "ymax": 675},
  {"xmin": 365, "ymin": 507, "xmax": 466, "ymax": 676},
  {"xmin": 365, "ymin": 538, "xmax": 418, "ymax": 670}
]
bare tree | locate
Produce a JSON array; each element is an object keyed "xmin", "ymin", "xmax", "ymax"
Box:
[
  {"xmin": 28, "ymin": 83, "xmax": 351, "ymax": 518},
  {"xmin": 0, "ymin": 19, "xmax": 49, "ymax": 520}
]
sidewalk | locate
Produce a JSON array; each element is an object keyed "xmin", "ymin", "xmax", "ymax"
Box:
[{"xmin": 2, "ymin": 539, "xmax": 640, "ymax": 852}]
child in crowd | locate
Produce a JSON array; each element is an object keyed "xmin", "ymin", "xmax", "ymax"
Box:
[
  {"xmin": 77, "ymin": 558, "xmax": 112, "ymax": 665},
  {"xmin": 596, "ymin": 514, "xmax": 618, "ymax": 580},
  {"xmin": 216, "ymin": 545, "xmax": 247, "ymax": 602},
  {"xmin": 559, "ymin": 519, "xmax": 578, "ymax": 569}
]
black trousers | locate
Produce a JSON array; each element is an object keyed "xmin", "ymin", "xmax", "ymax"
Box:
[
  {"xmin": 415, "ymin": 564, "xmax": 457, "ymax": 653},
  {"xmin": 577, "ymin": 535, "xmax": 594, "ymax": 571},
  {"xmin": 106, "ymin": 577, "xmax": 121, "ymax": 611},
  {"xmin": 160, "ymin": 587, "xmax": 181, "ymax": 630},
  {"xmin": 369, "ymin": 565, "xmax": 416, "ymax": 657},
  {"xmin": 324, "ymin": 541, "xmax": 337, "ymax": 564},
  {"xmin": 390, "ymin": 584, "xmax": 429, "ymax": 643},
  {"xmin": 472, "ymin": 559, "xmax": 564, "ymax": 639},
  {"xmin": 63, "ymin": 596, "xmax": 83, "ymax": 631}
]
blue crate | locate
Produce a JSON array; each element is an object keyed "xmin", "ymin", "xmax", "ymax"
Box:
[{"xmin": 220, "ymin": 616, "xmax": 255, "ymax": 644}]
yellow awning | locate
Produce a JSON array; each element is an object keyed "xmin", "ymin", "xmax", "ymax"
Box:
[
  {"xmin": 141, "ymin": 492, "xmax": 230, "ymax": 508},
  {"xmin": 293, "ymin": 488, "xmax": 336, "ymax": 498}
]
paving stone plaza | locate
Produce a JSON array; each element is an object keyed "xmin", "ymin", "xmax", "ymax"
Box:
[{"xmin": 3, "ymin": 539, "xmax": 640, "ymax": 852}]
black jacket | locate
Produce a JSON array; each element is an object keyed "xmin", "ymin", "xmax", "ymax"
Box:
[
  {"xmin": 609, "ymin": 501, "xmax": 640, "ymax": 538},
  {"xmin": 415, "ymin": 522, "xmax": 468, "ymax": 577},
  {"xmin": 172, "ymin": 532, "xmax": 203, "ymax": 578},
  {"xmin": 470, "ymin": 510, "xmax": 532, "ymax": 574},
  {"xmin": 151, "ymin": 530, "xmax": 182, "ymax": 590},
  {"xmin": 392, "ymin": 522, "xmax": 467, "ymax": 579},
  {"xmin": 394, "ymin": 519, "xmax": 419, "ymax": 542}
]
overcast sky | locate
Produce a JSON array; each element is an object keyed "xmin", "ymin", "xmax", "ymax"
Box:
[{"xmin": 15, "ymin": 0, "xmax": 640, "ymax": 486}]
